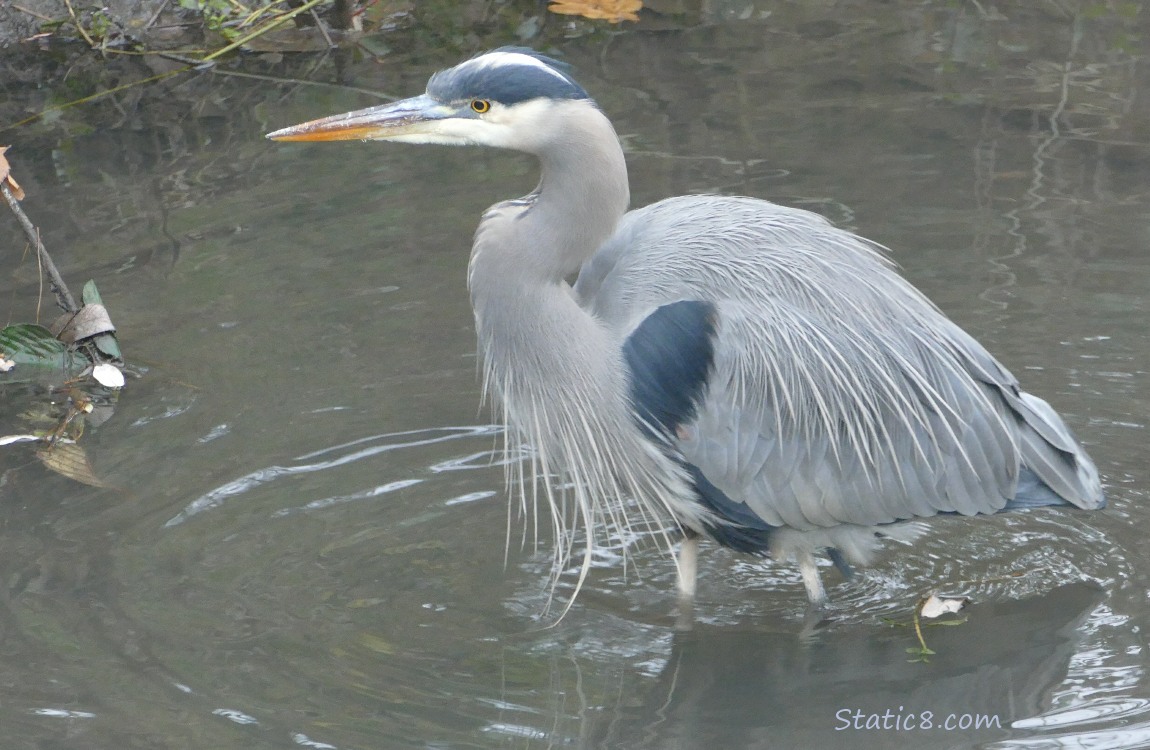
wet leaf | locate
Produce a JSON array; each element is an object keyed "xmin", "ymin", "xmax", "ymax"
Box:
[
  {"xmin": 36, "ymin": 442, "xmax": 109, "ymax": 487},
  {"xmin": 548, "ymin": 0, "xmax": 641, "ymax": 23},
  {"xmin": 920, "ymin": 593, "xmax": 969, "ymax": 619},
  {"xmin": 52, "ymin": 304, "xmax": 116, "ymax": 345},
  {"xmin": 92, "ymin": 331, "xmax": 123, "ymax": 361},
  {"xmin": 0, "ymin": 323, "xmax": 69, "ymax": 368},
  {"xmin": 80, "ymin": 281, "xmax": 123, "ymax": 361},
  {"xmin": 86, "ymin": 404, "xmax": 116, "ymax": 428},
  {"xmin": 0, "ymin": 146, "xmax": 24, "ymax": 200},
  {"xmin": 92, "ymin": 363, "xmax": 125, "ymax": 388},
  {"xmin": 81, "ymin": 279, "xmax": 104, "ymax": 306}
]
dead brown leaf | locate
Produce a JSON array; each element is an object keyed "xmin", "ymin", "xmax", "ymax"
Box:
[
  {"xmin": 0, "ymin": 146, "xmax": 24, "ymax": 200},
  {"xmin": 548, "ymin": 0, "xmax": 641, "ymax": 23},
  {"xmin": 51, "ymin": 303, "xmax": 116, "ymax": 344},
  {"xmin": 36, "ymin": 442, "xmax": 110, "ymax": 488}
]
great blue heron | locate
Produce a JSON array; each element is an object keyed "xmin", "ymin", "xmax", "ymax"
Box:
[{"xmin": 268, "ymin": 48, "xmax": 1104, "ymax": 608}]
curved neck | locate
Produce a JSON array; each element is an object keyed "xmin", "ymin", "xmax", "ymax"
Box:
[
  {"xmin": 532, "ymin": 104, "xmax": 630, "ymax": 279},
  {"xmin": 471, "ymin": 100, "xmax": 630, "ymax": 287}
]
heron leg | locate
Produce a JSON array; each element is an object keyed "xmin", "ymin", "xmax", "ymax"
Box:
[
  {"xmin": 797, "ymin": 551, "xmax": 827, "ymax": 604},
  {"xmin": 674, "ymin": 533, "xmax": 699, "ymax": 630},
  {"xmin": 676, "ymin": 533, "xmax": 699, "ymax": 601}
]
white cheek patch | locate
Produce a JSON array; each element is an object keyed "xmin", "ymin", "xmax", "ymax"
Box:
[
  {"xmin": 480, "ymin": 99, "xmax": 555, "ymax": 132},
  {"xmin": 483, "ymin": 99, "xmax": 548, "ymax": 123}
]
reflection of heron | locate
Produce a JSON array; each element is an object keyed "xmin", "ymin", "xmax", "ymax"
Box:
[
  {"xmin": 588, "ymin": 583, "xmax": 1105, "ymax": 749},
  {"xmin": 268, "ymin": 49, "xmax": 1104, "ymax": 606}
]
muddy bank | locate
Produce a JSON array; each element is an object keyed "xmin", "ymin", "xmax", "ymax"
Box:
[{"xmin": 0, "ymin": 0, "xmax": 168, "ymax": 47}]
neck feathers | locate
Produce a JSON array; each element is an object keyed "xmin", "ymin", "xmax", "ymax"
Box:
[
  {"xmin": 464, "ymin": 98, "xmax": 688, "ymax": 599},
  {"xmin": 470, "ymin": 99, "xmax": 629, "ymax": 287}
]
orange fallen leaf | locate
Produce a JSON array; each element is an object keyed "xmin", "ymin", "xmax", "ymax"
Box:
[
  {"xmin": 0, "ymin": 146, "xmax": 24, "ymax": 200},
  {"xmin": 548, "ymin": 0, "xmax": 641, "ymax": 23}
]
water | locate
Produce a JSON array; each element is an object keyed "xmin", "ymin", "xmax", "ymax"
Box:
[{"xmin": 1, "ymin": 2, "xmax": 1148, "ymax": 747}]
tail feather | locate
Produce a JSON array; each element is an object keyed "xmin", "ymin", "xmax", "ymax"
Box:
[
  {"xmin": 1011, "ymin": 391, "xmax": 1104, "ymax": 510},
  {"xmin": 943, "ymin": 321, "xmax": 1103, "ymax": 513}
]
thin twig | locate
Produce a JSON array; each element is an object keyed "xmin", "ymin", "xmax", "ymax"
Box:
[
  {"xmin": 11, "ymin": 4, "xmax": 56, "ymax": 21},
  {"xmin": 239, "ymin": 0, "xmax": 295, "ymax": 27},
  {"xmin": 216, "ymin": 64, "xmax": 395, "ymax": 99},
  {"xmin": 145, "ymin": 0, "xmax": 171, "ymax": 30},
  {"xmin": 0, "ymin": 66, "xmax": 190, "ymax": 133},
  {"xmin": 62, "ymin": 0, "xmax": 98, "ymax": 48},
  {"xmin": 310, "ymin": 7, "xmax": 335, "ymax": 48},
  {"xmin": 35, "ymin": 226, "xmax": 44, "ymax": 321},
  {"xmin": 1, "ymin": 182, "xmax": 78, "ymax": 313}
]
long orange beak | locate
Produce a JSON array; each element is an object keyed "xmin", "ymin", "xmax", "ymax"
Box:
[{"xmin": 266, "ymin": 94, "xmax": 449, "ymax": 142}]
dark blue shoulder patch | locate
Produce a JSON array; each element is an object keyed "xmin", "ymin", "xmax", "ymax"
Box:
[
  {"xmin": 622, "ymin": 300, "xmax": 718, "ymax": 438},
  {"xmin": 686, "ymin": 464, "xmax": 774, "ymax": 554},
  {"xmin": 690, "ymin": 462, "xmax": 856, "ymax": 574},
  {"xmin": 428, "ymin": 48, "xmax": 589, "ymax": 106},
  {"xmin": 625, "ymin": 301, "xmax": 849, "ymax": 569}
]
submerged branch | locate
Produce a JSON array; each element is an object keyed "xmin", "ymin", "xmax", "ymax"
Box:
[{"xmin": 2, "ymin": 182, "xmax": 78, "ymax": 313}]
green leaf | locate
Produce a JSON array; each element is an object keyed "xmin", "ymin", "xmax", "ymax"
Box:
[
  {"xmin": 91, "ymin": 332, "xmax": 122, "ymax": 361},
  {"xmin": 82, "ymin": 279, "xmax": 104, "ymax": 306},
  {"xmin": 80, "ymin": 281, "xmax": 123, "ymax": 361},
  {"xmin": 0, "ymin": 324, "xmax": 69, "ymax": 368}
]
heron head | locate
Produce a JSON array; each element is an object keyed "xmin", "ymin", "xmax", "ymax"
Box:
[{"xmin": 266, "ymin": 48, "xmax": 594, "ymax": 153}]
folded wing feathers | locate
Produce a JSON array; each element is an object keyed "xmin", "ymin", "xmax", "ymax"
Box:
[{"xmin": 580, "ymin": 196, "xmax": 1101, "ymax": 531}]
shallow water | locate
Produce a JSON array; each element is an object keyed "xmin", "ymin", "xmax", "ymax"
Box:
[{"xmin": 1, "ymin": 2, "xmax": 1149, "ymax": 748}]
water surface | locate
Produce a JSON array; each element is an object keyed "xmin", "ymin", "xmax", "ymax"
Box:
[{"xmin": 1, "ymin": 2, "xmax": 1148, "ymax": 748}]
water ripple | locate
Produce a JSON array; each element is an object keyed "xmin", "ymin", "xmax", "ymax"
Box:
[{"xmin": 164, "ymin": 425, "xmax": 501, "ymax": 527}]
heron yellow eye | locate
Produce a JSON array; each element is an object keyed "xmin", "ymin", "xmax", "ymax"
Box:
[{"xmin": 470, "ymin": 99, "xmax": 491, "ymax": 114}]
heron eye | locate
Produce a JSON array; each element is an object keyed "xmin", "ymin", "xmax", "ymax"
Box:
[{"xmin": 470, "ymin": 99, "xmax": 491, "ymax": 114}]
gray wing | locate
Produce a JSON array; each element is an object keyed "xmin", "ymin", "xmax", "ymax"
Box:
[{"xmin": 578, "ymin": 195, "xmax": 1103, "ymax": 532}]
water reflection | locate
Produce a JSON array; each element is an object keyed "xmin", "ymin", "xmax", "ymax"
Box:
[{"xmin": 585, "ymin": 584, "xmax": 1106, "ymax": 748}]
